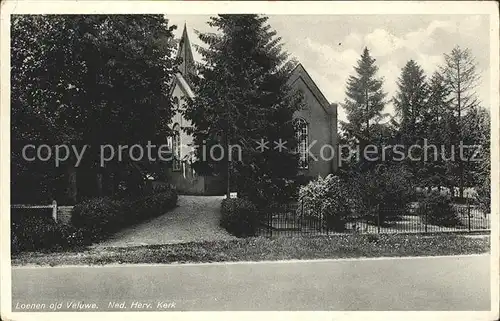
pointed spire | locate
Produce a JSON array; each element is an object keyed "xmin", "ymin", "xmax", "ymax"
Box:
[{"xmin": 176, "ymin": 23, "xmax": 195, "ymax": 78}]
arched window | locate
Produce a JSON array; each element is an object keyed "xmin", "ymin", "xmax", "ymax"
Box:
[
  {"xmin": 172, "ymin": 123, "xmax": 181, "ymax": 172},
  {"xmin": 293, "ymin": 118, "xmax": 309, "ymax": 169}
]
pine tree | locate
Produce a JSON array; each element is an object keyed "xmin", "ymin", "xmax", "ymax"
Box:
[
  {"xmin": 342, "ymin": 47, "xmax": 387, "ymax": 170},
  {"xmin": 392, "ymin": 60, "xmax": 429, "ymax": 185},
  {"xmin": 343, "ymin": 47, "xmax": 387, "ymax": 143},
  {"xmin": 393, "ymin": 60, "xmax": 429, "ymax": 145},
  {"xmin": 441, "ymin": 46, "xmax": 481, "ymax": 198},
  {"xmin": 184, "ymin": 14, "xmax": 302, "ymax": 205},
  {"xmin": 421, "ymin": 71, "xmax": 453, "ymax": 190}
]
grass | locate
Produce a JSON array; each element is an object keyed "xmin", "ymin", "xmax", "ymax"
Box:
[{"xmin": 11, "ymin": 233, "xmax": 490, "ymax": 267}]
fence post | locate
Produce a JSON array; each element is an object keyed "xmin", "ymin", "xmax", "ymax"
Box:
[
  {"xmin": 467, "ymin": 198, "xmax": 471, "ymax": 231},
  {"xmin": 424, "ymin": 204, "xmax": 428, "ymax": 233},
  {"xmin": 377, "ymin": 205, "xmax": 381, "ymax": 234},
  {"xmin": 52, "ymin": 200, "xmax": 58, "ymax": 223}
]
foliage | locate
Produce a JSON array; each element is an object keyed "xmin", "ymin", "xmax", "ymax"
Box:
[
  {"xmin": 220, "ymin": 198, "xmax": 259, "ymax": 237},
  {"xmin": 341, "ymin": 47, "xmax": 387, "ymax": 171},
  {"xmin": 418, "ymin": 71, "xmax": 454, "ymax": 189},
  {"xmin": 184, "ymin": 14, "xmax": 303, "ymax": 205},
  {"xmin": 416, "ymin": 191, "xmax": 462, "ymax": 227},
  {"xmin": 71, "ymin": 197, "xmax": 126, "ymax": 237},
  {"xmin": 298, "ymin": 175, "xmax": 352, "ymax": 231},
  {"xmin": 11, "ymin": 15, "xmax": 178, "ymax": 203},
  {"xmin": 392, "ymin": 60, "xmax": 430, "ymax": 184},
  {"xmin": 393, "ymin": 60, "xmax": 429, "ymax": 145},
  {"xmin": 440, "ymin": 46, "xmax": 482, "ymax": 198},
  {"xmin": 11, "ymin": 211, "xmax": 90, "ymax": 253},
  {"xmin": 71, "ymin": 186, "xmax": 178, "ymax": 242},
  {"xmin": 348, "ymin": 165, "xmax": 415, "ymax": 224}
]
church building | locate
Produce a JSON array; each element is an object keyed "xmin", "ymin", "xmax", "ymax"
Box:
[{"xmin": 166, "ymin": 25, "xmax": 338, "ymax": 195}]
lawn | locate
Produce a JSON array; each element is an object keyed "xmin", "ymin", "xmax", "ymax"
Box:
[{"xmin": 12, "ymin": 233, "xmax": 490, "ymax": 267}]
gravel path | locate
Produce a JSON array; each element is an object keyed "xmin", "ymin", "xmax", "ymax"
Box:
[{"xmin": 94, "ymin": 195, "xmax": 236, "ymax": 247}]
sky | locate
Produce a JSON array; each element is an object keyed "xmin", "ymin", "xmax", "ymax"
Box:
[{"xmin": 167, "ymin": 15, "xmax": 491, "ymax": 122}]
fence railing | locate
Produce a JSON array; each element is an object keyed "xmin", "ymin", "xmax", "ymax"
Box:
[
  {"xmin": 258, "ymin": 201, "xmax": 490, "ymax": 237},
  {"xmin": 11, "ymin": 200, "xmax": 58, "ymax": 222}
]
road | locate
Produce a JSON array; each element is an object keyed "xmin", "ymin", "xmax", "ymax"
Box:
[{"xmin": 11, "ymin": 254, "xmax": 490, "ymax": 311}]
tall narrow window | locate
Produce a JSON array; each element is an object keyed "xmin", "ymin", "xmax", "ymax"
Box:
[
  {"xmin": 293, "ymin": 118, "xmax": 309, "ymax": 169},
  {"xmin": 172, "ymin": 123, "xmax": 181, "ymax": 172}
]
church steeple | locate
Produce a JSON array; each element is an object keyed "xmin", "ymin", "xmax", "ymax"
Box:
[{"xmin": 176, "ymin": 23, "xmax": 195, "ymax": 78}]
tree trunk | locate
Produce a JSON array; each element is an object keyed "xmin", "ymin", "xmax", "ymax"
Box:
[
  {"xmin": 66, "ymin": 165, "xmax": 77, "ymax": 205},
  {"xmin": 96, "ymin": 172, "xmax": 103, "ymax": 197}
]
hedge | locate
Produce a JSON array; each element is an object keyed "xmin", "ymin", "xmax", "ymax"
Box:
[
  {"xmin": 11, "ymin": 213, "xmax": 91, "ymax": 253},
  {"xmin": 71, "ymin": 187, "xmax": 178, "ymax": 241},
  {"xmin": 220, "ymin": 198, "xmax": 259, "ymax": 237},
  {"xmin": 12, "ymin": 185, "xmax": 178, "ymax": 253}
]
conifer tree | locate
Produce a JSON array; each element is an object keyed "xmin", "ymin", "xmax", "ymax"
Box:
[
  {"xmin": 392, "ymin": 60, "xmax": 429, "ymax": 185},
  {"xmin": 343, "ymin": 47, "xmax": 387, "ymax": 143},
  {"xmin": 421, "ymin": 71, "xmax": 454, "ymax": 190},
  {"xmin": 184, "ymin": 14, "xmax": 302, "ymax": 205},
  {"xmin": 393, "ymin": 60, "xmax": 429, "ymax": 145},
  {"xmin": 342, "ymin": 47, "xmax": 387, "ymax": 170},
  {"xmin": 441, "ymin": 46, "xmax": 481, "ymax": 198}
]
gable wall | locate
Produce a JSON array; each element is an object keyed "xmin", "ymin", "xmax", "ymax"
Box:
[
  {"xmin": 171, "ymin": 82, "xmax": 194, "ymax": 160},
  {"xmin": 291, "ymin": 77, "xmax": 335, "ymax": 178}
]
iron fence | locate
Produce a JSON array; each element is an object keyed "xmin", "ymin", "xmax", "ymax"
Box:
[{"xmin": 258, "ymin": 201, "xmax": 490, "ymax": 237}]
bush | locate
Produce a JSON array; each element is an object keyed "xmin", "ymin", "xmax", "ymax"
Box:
[
  {"xmin": 128, "ymin": 188, "xmax": 178, "ymax": 221},
  {"xmin": 11, "ymin": 213, "xmax": 91, "ymax": 253},
  {"xmin": 71, "ymin": 197, "xmax": 125, "ymax": 237},
  {"xmin": 12, "ymin": 186, "xmax": 178, "ymax": 253},
  {"xmin": 220, "ymin": 198, "xmax": 259, "ymax": 237},
  {"xmin": 299, "ymin": 175, "xmax": 351, "ymax": 232},
  {"xmin": 349, "ymin": 165, "xmax": 415, "ymax": 225},
  {"xmin": 150, "ymin": 183, "xmax": 176, "ymax": 195},
  {"xmin": 72, "ymin": 186, "xmax": 178, "ymax": 242},
  {"xmin": 11, "ymin": 214, "xmax": 60, "ymax": 252},
  {"xmin": 475, "ymin": 179, "xmax": 490, "ymax": 213},
  {"xmin": 417, "ymin": 191, "xmax": 462, "ymax": 227}
]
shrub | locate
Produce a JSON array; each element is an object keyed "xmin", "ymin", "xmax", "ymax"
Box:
[
  {"xmin": 11, "ymin": 214, "xmax": 61, "ymax": 252},
  {"xmin": 150, "ymin": 183, "xmax": 176, "ymax": 195},
  {"xmin": 71, "ymin": 197, "xmax": 124, "ymax": 237},
  {"xmin": 71, "ymin": 186, "xmax": 178, "ymax": 241},
  {"xmin": 12, "ymin": 186, "xmax": 179, "ymax": 253},
  {"xmin": 298, "ymin": 175, "xmax": 351, "ymax": 232},
  {"xmin": 129, "ymin": 189, "xmax": 178, "ymax": 220},
  {"xmin": 220, "ymin": 198, "xmax": 259, "ymax": 237},
  {"xmin": 11, "ymin": 212, "xmax": 91, "ymax": 253},
  {"xmin": 417, "ymin": 191, "xmax": 462, "ymax": 227},
  {"xmin": 475, "ymin": 179, "xmax": 491, "ymax": 213},
  {"xmin": 349, "ymin": 165, "xmax": 415, "ymax": 225}
]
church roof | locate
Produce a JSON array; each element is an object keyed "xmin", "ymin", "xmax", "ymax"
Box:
[
  {"xmin": 176, "ymin": 23, "xmax": 196, "ymax": 79},
  {"xmin": 287, "ymin": 63, "xmax": 334, "ymax": 115},
  {"xmin": 171, "ymin": 72, "xmax": 195, "ymax": 99}
]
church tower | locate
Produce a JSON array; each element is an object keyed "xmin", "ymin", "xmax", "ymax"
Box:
[{"xmin": 176, "ymin": 23, "xmax": 196, "ymax": 82}]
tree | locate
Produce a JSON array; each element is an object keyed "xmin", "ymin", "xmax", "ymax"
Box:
[
  {"xmin": 184, "ymin": 14, "xmax": 302, "ymax": 205},
  {"xmin": 11, "ymin": 15, "xmax": 178, "ymax": 203},
  {"xmin": 341, "ymin": 47, "xmax": 387, "ymax": 171},
  {"xmin": 420, "ymin": 71, "xmax": 454, "ymax": 190},
  {"xmin": 461, "ymin": 106, "xmax": 490, "ymax": 193},
  {"xmin": 392, "ymin": 60, "xmax": 430, "ymax": 184},
  {"xmin": 393, "ymin": 60, "xmax": 429, "ymax": 145},
  {"xmin": 441, "ymin": 46, "xmax": 481, "ymax": 198}
]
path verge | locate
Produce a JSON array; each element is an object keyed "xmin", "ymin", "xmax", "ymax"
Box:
[{"xmin": 12, "ymin": 233, "xmax": 490, "ymax": 267}]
